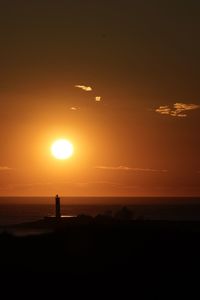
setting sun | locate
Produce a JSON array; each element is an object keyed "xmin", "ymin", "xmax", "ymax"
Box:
[{"xmin": 51, "ymin": 139, "xmax": 74, "ymax": 160}]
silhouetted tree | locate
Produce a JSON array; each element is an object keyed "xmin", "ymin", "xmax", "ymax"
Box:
[{"xmin": 114, "ymin": 206, "xmax": 134, "ymax": 220}]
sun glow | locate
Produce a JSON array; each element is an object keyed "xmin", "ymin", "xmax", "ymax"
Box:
[{"xmin": 51, "ymin": 139, "xmax": 74, "ymax": 160}]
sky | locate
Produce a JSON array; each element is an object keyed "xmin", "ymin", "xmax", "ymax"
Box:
[{"xmin": 0, "ymin": 0, "xmax": 200, "ymax": 198}]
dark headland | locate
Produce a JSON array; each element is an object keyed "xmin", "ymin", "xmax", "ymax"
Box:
[{"xmin": 0, "ymin": 196, "xmax": 200, "ymax": 297}]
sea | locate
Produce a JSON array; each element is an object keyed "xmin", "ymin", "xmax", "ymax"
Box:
[{"xmin": 1, "ymin": 196, "xmax": 200, "ymax": 226}]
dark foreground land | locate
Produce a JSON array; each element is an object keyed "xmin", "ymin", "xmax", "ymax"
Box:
[{"xmin": 0, "ymin": 215, "xmax": 200, "ymax": 297}]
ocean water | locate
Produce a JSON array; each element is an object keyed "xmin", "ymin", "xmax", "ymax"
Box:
[{"xmin": 0, "ymin": 197, "xmax": 200, "ymax": 226}]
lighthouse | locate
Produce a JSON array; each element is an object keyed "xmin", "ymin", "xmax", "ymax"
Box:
[{"xmin": 55, "ymin": 194, "xmax": 61, "ymax": 220}]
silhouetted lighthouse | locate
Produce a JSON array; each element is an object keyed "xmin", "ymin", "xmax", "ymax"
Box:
[{"xmin": 55, "ymin": 194, "xmax": 61, "ymax": 220}]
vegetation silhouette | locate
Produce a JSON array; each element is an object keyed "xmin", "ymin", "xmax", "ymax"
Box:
[{"xmin": 0, "ymin": 202, "xmax": 199, "ymax": 297}]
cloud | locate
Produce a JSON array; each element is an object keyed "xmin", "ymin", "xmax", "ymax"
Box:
[
  {"xmin": 75, "ymin": 85, "xmax": 92, "ymax": 91},
  {"xmin": 95, "ymin": 166, "xmax": 168, "ymax": 172},
  {"xmin": 75, "ymin": 180, "xmax": 125, "ymax": 187},
  {"xmin": 74, "ymin": 85, "xmax": 103, "ymax": 106},
  {"xmin": 0, "ymin": 166, "xmax": 13, "ymax": 171},
  {"xmin": 174, "ymin": 103, "xmax": 200, "ymax": 111},
  {"xmin": 156, "ymin": 102, "xmax": 200, "ymax": 118},
  {"xmin": 70, "ymin": 106, "xmax": 80, "ymax": 111},
  {"xmin": 95, "ymin": 166, "xmax": 133, "ymax": 171},
  {"xmin": 95, "ymin": 96, "xmax": 101, "ymax": 102},
  {"xmin": 155, "ymin": 106, "xmax": 171, "ymax": 115},
  {"xmin": 74, "ymin": 181, "xmax": 138, "ymax": 191}
]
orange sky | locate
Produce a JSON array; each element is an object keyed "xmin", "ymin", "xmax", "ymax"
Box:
[{"xmin": 0, "ymin": 1, "xmax": 200, "ymax": 198}]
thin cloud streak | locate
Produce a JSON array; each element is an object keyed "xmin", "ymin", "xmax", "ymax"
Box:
[
  {"xmin": 0, "ymin": 166, "xmax": 13, "ymax": 171},
  {"xmin": 156, "ymin": 102, "xmax": 200, "ymax": 117},
  {"xmin": 75, "ymin": 85, "xmax": 92, "ymax": 91},
  {"xmin": 74, "ymin": 181, "xmax": 138, "ymax": 190},
  {"xmin": 70, "ymin": 106, "xmax": 80, "ymax": 111},
  {"xmin": 75, "ymin": 180, "xmax": 126, "ymax": 187},
  {"xmin": 95, "ymin": 166, "xmax": 168, "ymax": 172}
]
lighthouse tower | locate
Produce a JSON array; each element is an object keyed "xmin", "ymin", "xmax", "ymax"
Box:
[{"xmin": 55, "ymin": 194, "xmax": 61, "ymax": 220}]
